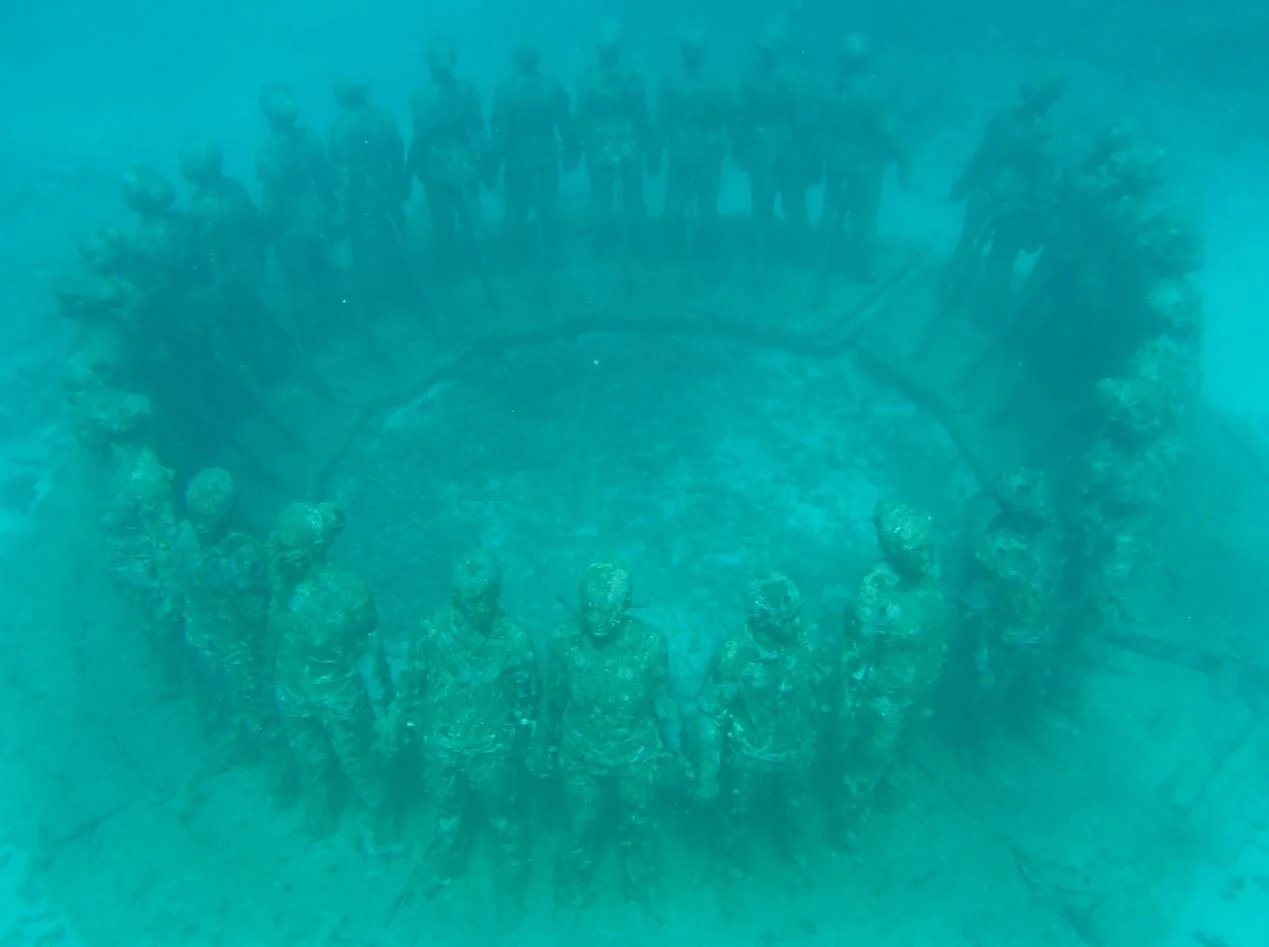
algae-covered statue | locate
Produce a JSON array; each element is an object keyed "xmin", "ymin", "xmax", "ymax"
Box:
[
  {"xmin": 837, "ymin": 499, "xmax": 946, "ymax": 846},
  {"xmin": 543, "ymin": 561, "xmax": 681, "ymax": 922},
  {"xmin": 696, "ymin": 573, "xmax": 830, "ymax": 911},
  {"xmin": 328, "ymin": 77, "xmax": 410, "ymax": 315},
  {"xmin": 268, "ymin": 501, "xmax": 397, "ymax": 853},
  {"xmin": 575, "ymin": 20, "xmax": 654, "ymax": 257},
  {"xmin": 73, "ymin": 387, "xmax": 184, "ymax": 693},
  {"xmin": 961, "ymin": 468, "xmax": 1063, "ymax": 731},
  {"xmin": 409, "ymin": 38, "xmax": 489, "ymax": 271},
  {"xmin": 818, "ymin": 34, "xmax": 909, "ymax": 280},
  {"xmin": 490, "ymin": 41, "xmax": 577, "ymax": 262},
  {"xmin": 255, "ymin": 82, "xmax": 343, "ymax": 335},
  {"xmin": 943, "ymin": 74, "xmax": 1064, "ymax": 312},
  {"xmin": 388, "ymin": 552, "xmax": 539, "ymax": 914},
  {"xmin": 1075, "ymin": 348, "xmax": 1186, "ymax": 646},
  {"xmin": 174, "ymin": 469, "xmax": 289, "ymax": 792},
  {"xmin": 735, "ymin": 20, "xmax": 813, "ymax": 260},
  {"xmin": 653, "ymin": 29, "xmax": 732, "ymax": 259}
]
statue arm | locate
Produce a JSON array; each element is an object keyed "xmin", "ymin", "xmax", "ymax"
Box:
[
  {"xmin": 509, "ymin": 625, "xmax": 542, "ymax": 751},
  {"xmin": 385, "ymin": 117, "xmax": 408, "ymax": 200},
  {"xmin": 650, "ymin": 632, "xmax": 681, "ymax": 753},
  {"xmin": 555, "ymin": 81, "xmax": 580, "ymax": 169},
  {"xmin": 694, "ymin": 645, "xmax": 727, "ymax": 799},
  {"xmin": 542, "ymin": 629, "xmax": 570, "ymax": 764},
  {"xmin": 490, "ymin": 84, "xmax": 510, "ymax": 167},
  {"xmin": 632, "ymin": 73, "xmax": 654, "ymax": 156}
]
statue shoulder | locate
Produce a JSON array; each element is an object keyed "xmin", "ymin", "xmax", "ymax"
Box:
[{"xmin": 549, "ymin": 620, "xmax": 582, "ymax": 657}]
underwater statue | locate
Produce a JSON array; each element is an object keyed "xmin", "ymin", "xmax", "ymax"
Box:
[
  {"xmin": 387, "ymin": 552, "xmax": 539, "ymax": 914},
  {"xmin": 735, "ymin": 20, "xmax": 813, "ymax": 262},
  {"xmin": 255, "ymin": 82, "xmax": 343, "ymax": 337},
  {"xmin": 72, "ymin": 387, "xmax": 184, "ymax": 694},
  {"xmin": 179, "ymin": 138, "xmax": 266, "ymax": 294},
  {"xmin": 490, "ymin": 41, "xmax": 577, "ymax": 263},
  {"xmin": 942, "ymin": 75, "xmax": 1064, "ymax": 314},
  {"xmin": 179, "ymin": 137, "xmax": 292, "ymax": 379},
  {"xmin": 960, "ymin": 468, "xmax": 1064, "ymax": 732},
  {"xmin": 119, "ymin": 165, "xmax": 190, "ymax": 299},
  {"xmin": 408, "ymin": 37, "xmax": 489, "ymax": 273},
  {"xmin": 837, "ymin": 499, "xmax": 946, "ymax": 846},
  {"xmin": 818, "ymin": 34, "xmax": 909, "ymax": 280},
  {"xmin": 575, "ymin": 19, "xmax": 654, "ymax": 258},
  {"xmin": 268, "ymin": 501, "xmax": 397, "ymax": 853},
  {"xmin": 1075, "ymin": 347, "xmax": 1185, "ymax": 657},
  {"xmin": 174, "ymin": 468, "xmax": 289, "ymax": 792},
  {"xmin": 543, "ymin": 561, "xmax": 681, "ymax": 923},
  {"xmin": 695, "ymin": 572, "xmax": 830, "ymax": 912},
  {"xmin": 329, "ymin": 77, "xmax": 411, "ymax": 315},
  {"xmin": 653, "ymin": 29, "xmax": 733, "ymax": 260}
]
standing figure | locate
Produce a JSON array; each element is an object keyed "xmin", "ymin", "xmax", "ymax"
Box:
[
  {"xmin": 119, "ymin": 165, "xmax": 267, "ymax": 440},
  {"xmin": 942, "ymin": 75, "xmax": 1065, "ymax": 314},
  {"xmin": 255, "ymin": 82, "xmax": 344, "ymax": 338},
  {"xmin": 654, "ymin": 29, "xmax": 732, "ymax": 260},
  {"xmin": 960, "ymin": 468, "xmax": 1063, "ymax": 735},
  {"xmin": 837, "ymin": 500, "xmax": 946, "ymax": 846},
  {"xmin": 174, "ymin": 468, "xmax": 289, "ymax": 792},
  {"xmin": 696, "ymin": 574, "xmax": 829, "ymax": 912},
  {"xmin": 179, "ymin": 139, "xmax": 285, "ymax": 378},
  {"xmin": 490, "ymin": 41, "xmax": 578, "ymax": 263},
  {"xmin": 268, "ymin": 501, "xmax": 396, "ymax": 852},
  {"xmin": 72, "ymin": 387, "xmax": 184, "ymax": 694},
  {"xmin": 576, "ymin": 20, "xmax": 655, "ymax": 257},
  {"xmin": 180, "ymin": 139, "xmax": 266, "ymax": 294},
  {"xmin": 329, "ymin": 77, "xmax": 412, "ymax": 315},
  {"xmin": 119, "ymin": 165, "xmax": 189, "ymax": 301},
  {"xmin": 408, "ymin": 38, "xmax": 488, "ymax": 273},
  {"xmin": 389, "ymin": 553, "xmax": 539, "ymax": 915},
  {"xmin": 735, "ymin": 21, "xmax": 814, "ymax": 262},
  {"xmin": 1072, "ymin": 347, "xmax": 1186, "ymax": 674},
  {"xmin": 543, "ymin": 562, "xmax": 681, "ymax": 921},
  {"xmin": 819, "ymin": 34, "xmax": 909, "ymax": 280}
]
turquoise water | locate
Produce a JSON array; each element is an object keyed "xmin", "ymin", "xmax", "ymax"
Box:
[{"xmin": 2, "ymin": 3, "xmax": 1268, "ymax": 945}]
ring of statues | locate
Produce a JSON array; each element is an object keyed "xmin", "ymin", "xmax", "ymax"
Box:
[{"xmin": 55, "ymin": 19, "xmax": 1206, "ymax": 932}]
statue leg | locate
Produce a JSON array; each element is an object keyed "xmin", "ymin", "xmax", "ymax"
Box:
[{"xmin": 556, "ymin": 752, "xmax": 604, "ymax": 908}]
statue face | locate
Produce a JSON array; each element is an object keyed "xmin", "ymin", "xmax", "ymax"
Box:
[
  {"xmin": 582, "ymin": 603, "xmax": 627, "ymax": 641},
  {"xmin": 455, "ymin": 588, "xmax": 497, "ymax": 632}
]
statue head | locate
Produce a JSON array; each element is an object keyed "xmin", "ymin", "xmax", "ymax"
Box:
[
  {"xmin": 62, "ymin": 331, "xmax": 124, "ymax": 397},
  {"xmin": 756, "ymin": 18, "xmax": 789, "ymax": 66},
  {"xmin": 1018, "ymin": 71, "xmax": 1067, "ymax": 116},
  {"xmin": 185, "ymin": 468, "xmax": 235, "ymax": 540},
  {"xmin": 452, "ymin": 551, "xmax": 502, "ymax": 634},
  {"xmin": 511, "ymin": 41, "xmax": 540, "ymax": 76},
  {"xmin": 873, "ymin": 499, "xmax": 935, "ymax": 577},
  {"xmin": 579, "ymin": 561, "xmax": 632, "ymax": 642},
  {"xmin": 1140, "ymin": 205, "xmax": 1205, "ymax": 277},
  {"xmin": 120, "ymin": 165, "xmax": 176, "ymax": 216},
  {"xmin": 178, "ymin": 138, "xmax": 224, "ymax": 187},
  {"xmin": 258, "ymin": 82, "xmax": 300, "ymax": 128},
  {"xmin": 993, "ymin": 467, "xmax": 1054, "ymax": 524},
  {"xmin": 1144, "ymin": 277, "xmax": 1203, "ymax": 341},
  {"xmin": 1095, "ymin": 375, "xmax": 1170, "ymax": 442},
  {"xmin": 332, "ymin": 75, "xmax": 371, "ymax": 109},
  {"xmin": 426, "ymin": 37, "xmax": 458, "ymax": 78},
  {"xmin": 269, "ymin": 501, "xmax": 344, "ymax": 581},
  {"xmin": 73, "ymin": 386, "xmax": 152, "ymax": 448},
  {"xmin": 596, "ymin": 19, "xmax": 624, "ymax": 67},
  {"xmin": 745, "ymin": 572, "xmax": 802, "ymax": 650},
  {"xmin": 680, "ymin": 29, "xmax": 707, "ymax": 72},
  {"xmin": 838, "ymin": 33, "xmax": 871, "ymax": 73},
  {"xmin": 77, "ymin": 226, "xmax": 129, "ymax": 275}
]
